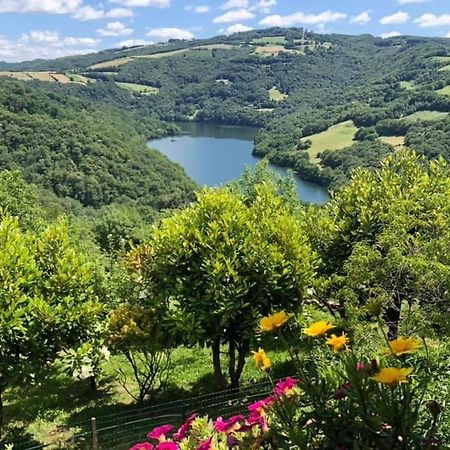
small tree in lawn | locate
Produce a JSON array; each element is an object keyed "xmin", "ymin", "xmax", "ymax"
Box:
[
  {"xmin": 0, "ymin": 217, "xmax": 104, "ymax": 433},
  {"xmin": 130, "ymin": 183, "xmax": 316, "ymax": 388}
]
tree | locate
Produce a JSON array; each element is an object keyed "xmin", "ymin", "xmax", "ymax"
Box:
[
  {"xmin": 0, "ymin": 217, "xmax": 104, "ymax": 432},
  {"xmin": 131, "ymin": 184, "xmax": 316, "ymax": 388}
]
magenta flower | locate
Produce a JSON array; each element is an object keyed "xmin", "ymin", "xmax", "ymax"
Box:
[
  {"xmin": 245, "ymin": 413, "xmax": 268, "ymax": 433},
  {"xmin": 356, "ymin": 362, "xmax": 366, "ymax": 373},
  {"xmin": 274, "ymin": 377, "xmax": 298, "ymax": 397},
  {"xmin": 197, "ymin": 437, "xmax": 213, "ymax": 450},
  {"xmin": 173, "ymin": 413, "xmax": 198, "ymax": 441},
  {"xmin": 248, "ymin": 396, "xmax": 274, "ymax": 415},
  {"xmin": 156, "ymin": 443, "xmax": 179, "ymax": 450},
  {"xmin": 147, "ymin": 425, "xmax": 174, "ymax": 442},
  {"xmin": 214, "ymin": 415, "xmax": 244, "ymax": 433},
  {"xmin": 130, "ymin": 443, "xmax": 154, "ymax": 450}
]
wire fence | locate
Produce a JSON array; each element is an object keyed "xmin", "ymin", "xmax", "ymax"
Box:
[{"xmin": 3, "ymin": 378, "xmax": 278, "ymax": 450}]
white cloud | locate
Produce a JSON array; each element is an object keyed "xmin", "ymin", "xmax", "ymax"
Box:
[
  {"xmin": 109, "ymin": 0, "xmax": 170, "ymax": 7},
  {"xmin": 118, "ymin": 38, "xmax": 153, "ymax": 47},
  {"xmin": 350, "ymin": 10, "xmax": 371, "ymax": 25},
  {"xmin": 446, "ymin": 31, "xmax": 450, "ymax": 38},
  {"xmin": 64, "ymin": 36, "xmax": 98, "ymax": 46},
  {"xmin": 397, "ymin": 0, "xmax": 429, "ymax": 4},
  {"xmin": 414, "ymin": 14, "xmax": 450, "ymax": 27},
  {"xmin": 107, "ymin": 7, "xmax": 134, "ymax": 18},
  {"xmin": 0, "ymin": 0, "xmax": 82, "ymax": 14},
  {"xmin": 185, "ymin": 5, "xmax": 210, "ymax": 13},
  {"xmin": 146, "ymin": 27, "xmax": 195, "ymax": 41},
  {"xmin": 213, "ymin": 9, "xmax": 255, "ymax": 23},
  {"xmin": 225, "ymin": 23, "xmax": 253, "ymax": 34},
  {"xmin": 380, "ymin": 31, "xmax": 401, "ymax": 38},
  {"xmin": 73, "ymin": 5, "xmax": 105, "ymax": 20},
  {"xmin": 221, "ymin": 0, "xmax": 249, "ymax": 10},
  {"xmin": 249, "ymin": 0, "xmax": 276, "ymax": 14},
  {"xmin": 97, "ymin": 21, "xmax": 133, "ymax": 37},
  {"xmin": 24, "ymin": 30, "xmax": 60, "ymax": 44},
  {"xmin": 379, "ymin": 11, "xmax": 410, "ymax": 25},
  {"xmin": 259, "ymin": 10, "xmax": 347, "ymax": 28}
]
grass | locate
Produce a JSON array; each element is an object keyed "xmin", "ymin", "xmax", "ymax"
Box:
[
  {"xmin": 116, "ymin": 82, "xmax": 159, "ymax": 95},
  {"xmin": 253, "ymin": 45, "xmax": 300, "ymax": 57},
  {"xmin": 3, "ymin": 346, "xmax": 292, "ymax": 449},
  {"xmin": 301, "ymin": 121, "xmax": 358, "ymax": 164},
  {"xmin": 269, "ymin": 86, "xmax": 288, "ymax": 102},
  {"xmin": 380, "ymin": 135, "xmax": 406, "ymax": 148},
  {"xmin": 90, "ymin": 57, "xmax": 135, "ymax": 70},
  {"xmin": 66, "ymin": 73, "xmax": 92, "ymax": 84},
  {"xmin": 436, "ymin": 85, "xmax": 450, "ymax": 97},
  {"xmin": 0, "ymin": 71, "xmax": 32, "ymax": 81},
  {"xmin": 401, "ymin": 110, "xmax": 448, "ymax": 122},
  {"xmin": 0, "ymin": 71, "xmax": 90, "ymax": 85},
  {"xmin": 251, "ymin": 36, "xmax": 287, "ymax": 45},
  {"xmin": 400, "ymin": 81, "xmax": 415, "ymax": 91}
]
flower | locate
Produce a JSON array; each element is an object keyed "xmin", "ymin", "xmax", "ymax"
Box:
[
  {"xmin": 252, "ymin": 348, "xmax": 271, "ymax": 370},
  {"xmin": 326, "ymin": 333, "xmax": 349, "ymax": 352},
  {"xmin": 274, "ymin": 377, "xmax": 298, "ymax": 397},
  {"xmin": 388, "ymin": 337, "xmax": 421, "ymax": 356},
  {"xmin": 356, "ymin": 362, "xmax": 366, "ymax": 372},
  {"xmin": 304, "ymin": 320, "xmax": 334, "ymax": 337},
  {"xmin": 197, "ymin": 437, "xmax": 213, "ymax": 450},
  {"xmin": 156, "ymin": 443, "xmax": 178, "ymax": 450},
  {"xmin": 214, "ymin": 415, "xmax": 244, "ymax": 433},
  {"xmin": 259, "ymin": 311, "xmax": 290, "ymax": 332},
  {"xmin": 147, "ymin": 425, "xmax": 174, "ymax": 442},
  {"xmin": 248, "ymin": 396, "xmax": 274, "ymax": 416},
  {"xmin": 371, "ymin": 367, "xmax": 413, "ymax": 386},
  {"xmin": 173, "ymin": 413, "xmax": 198, "ymax": 441},
  {"xmin": 130, "ymin": 443, "xmax": 154, "ymax": 450}
]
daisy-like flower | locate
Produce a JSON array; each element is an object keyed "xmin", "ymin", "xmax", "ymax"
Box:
[
  {"xmin": 304, "ymin": 320, "xmax": 334, "ymax": 337},
  {"xmin": 252, "ymin": 348, "xmax": 271, "ymax": 371},
  {"xmin": 326, "ymin": 333, "xmax": 349, "ymax": 352},
  {"xmin": 371, "ymin": 367, "xmax": 413, "ymax": 386},
  {"xmin": 274, "ymin": 377, "xmax": 298, "ymax": 397},
  {"xmin": 259, "ymin": 311, "xmax": 290, "ymax": 332},
  {"xmin": 214, "ymin": 415, "xmax": 244, "ymax": 433},
  {"xmin": 388, "ymin": 337, "xmax": 421, "ymax": 356}
]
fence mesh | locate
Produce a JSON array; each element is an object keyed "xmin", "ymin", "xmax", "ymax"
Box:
[{"xmin": 3, "ymin": 378, "xmax": 277, "ymax": 450}]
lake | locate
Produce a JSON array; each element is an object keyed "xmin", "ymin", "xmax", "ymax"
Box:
[{"xmin": 148, "ymin": 122, "xmax": 329, "ymax": 204}]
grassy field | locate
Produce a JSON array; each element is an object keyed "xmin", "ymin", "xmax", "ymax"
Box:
[
  {"xmin": 436, "ymin": 85, "xmax": 450, "ymax": 96},
  {"xmin": 380, "ymin": 135, "xmax": 406, "ymax": 148},
  {"xmin": 116, "ymin": 82, "xmax": 159, "ymax": 95},
  {"xmin": 301, "ymin": 121, "xmax": 358, "ymax": 163},
  {"xmin": 0, "ymin": 71, "xmax": 84, "ymax": 84},
  {"xmin": 66, "ymin": 73, "xmax": 92, "ymax": 84},
  {"xmin": 251, "ymin": 36, "xmax": 287, "ymax": 45},
  {"xmin": 3, "ymin": 346, "xmax": 291, "ymax": 449},
  {"xmin": 401, "ymin": 110, "xmax": 448, "ymax": 122},
  {"xmin": 269, "ymin": 86, "xmax": 288, "ymax": 101},
  {"xmin": 90, "ymin": 57, "xmax": 135, "ymax": 70},
  {"xmin": 400, "ymin": 80, "xmax": 415, "ymax": 90}
]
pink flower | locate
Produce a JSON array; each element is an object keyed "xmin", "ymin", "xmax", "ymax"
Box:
[
  {"xmin": 197, "ymin": 437, "xmax": 213, "ymax": 450},
  {"xmin": 130, "ymin": 443, "xmax": 153, "ymax": 450},
  {"xmin": 356, "ymin": 362, "xmax": 366, "ymax": 373},
  {"xmin": 274, "ymin": 377, "xmax": 298, "ymax": 397},
  {"xmin": 247, "ymin": 396, "xmax": 274, "ymax": 416},
  {"xmin": 156, "ymin": 443, "xmax": 178, "ymax": 450},
  {"xmin": 245, "ymin": 413, "xmax": 268, "ymax": 433},
  {"xmin": 173, "ymin": 413, "xmax": 198, "ymax": 441},
  {"xmin": 147, "ymin": 425, "xmax": 174, "ymax": 442},
  {"xmin": 214, "ymin": 415, "xmax": 244, "ymax": 433}
]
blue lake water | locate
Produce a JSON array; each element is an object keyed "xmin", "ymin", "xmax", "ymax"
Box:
[{"xmin": 148, "ymin": 122, "xmax": 329, "ymax": 204}]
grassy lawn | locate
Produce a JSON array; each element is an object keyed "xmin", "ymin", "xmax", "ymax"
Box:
[
  {"xmin": 401, "ymin": 110, "xmax": 448, "ymax": 122},
  {"xmin": 302, "ymin": 121, "xmax": 358, "ymax": 164},
  {"xmin": 379, "ymin": 135, "xmax": 406, "ymax": 148},
  {"xmin": 251, "ymin": 36, "xmax": 287, "ymax": 45},
  {"xmin": 116, "ymin": 82, "xmax": 159, "ymax": 95},
  {"xmin": 269, "ymin": 87, "xmax": 288, "ymax": 102},
  {"xmin": 436, "ymin": 85, "xmax": 450, "ymax": 97},
  {"xmin": 3, "ymin": 346, "xmax": 292, "ymax": 449},
  {"xmin": 400, "ymin": 81, "xmax": 415, "ymax": 90},
  {"xmin": 66, "ymin": 73, "xmax": 92, "ymax": 84}
]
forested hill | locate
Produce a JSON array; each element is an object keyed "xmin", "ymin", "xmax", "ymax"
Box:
[
  {"xmin": 0, "ymin": 79, "xmax": 196, "ymax": 220},
  {"xmin": 1, "ymin": 28, "xmax": 450, "ymax": 189}
]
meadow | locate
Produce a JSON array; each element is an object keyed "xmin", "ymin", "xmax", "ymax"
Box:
[{"xmin": 116, "ymin": 82, "xmax": 159, "ymax": 95}]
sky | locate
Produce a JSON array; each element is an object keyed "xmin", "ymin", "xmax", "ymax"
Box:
[{"xmin": 0, "ymin": 0, "xmax": 449, "ymax": 62}]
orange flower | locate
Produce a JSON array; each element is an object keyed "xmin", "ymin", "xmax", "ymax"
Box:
[
  {"xmin": 259, "ymin": 311, "xmax": 290, "ymax": 333},
  {"xmin": 252, "ymin": 348, "xmax": 271, "ymax": 371},
  {"xmin": 326, "ymin": 333, "xmax": 349, "ymax": 352},
  {"xmin": 371, "ymin": 367, "xmax": 413, "ymax": 386},
  {"xmin": 304, "ymin": 320, "xmax": 334, "ymax": 337},
  {"xmin": 388, "ymin": 337, "xmax": 421, "ymax": 356}
]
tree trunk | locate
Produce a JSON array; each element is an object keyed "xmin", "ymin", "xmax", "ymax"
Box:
[
  {"xmin": 228, "ymin": 340, "xmax": 248, "ymax": 390},
  {"xmin": 89, "ymin": 375, "xmax": 97, "ymax": 392},
  {"xmin": 0, "ymin": 385, "xmax": 4, "ymax": 439},
  {"xmin": 212, "ymin": 338, "xmax": 227, "ymax": 389},
  {"xmin": 384, "ymin": 295, "xmax": 402, "ymax": 340}
]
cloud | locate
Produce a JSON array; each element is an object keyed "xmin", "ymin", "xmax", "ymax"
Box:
[
  {"xmin": 146, "ymin": 27, "xmax": 195, "ymax": 41},
  {"xmin": 0, "ymin": 0, "xmax": 82, "ymax": 14},
  {"xmin": 379, "ymin": 11, "xmax": 410, "ymax": 25},
  {"xmin": 97, "ymin": 21, "xmax": 133, "ymax": 36},
  {"xmin": 109, "ymin": 0, "xmax": 170, "ymax": 7},
  {"xmin": 397, "ymin": 0, "xmax": 429, "ymax": 4},
  {"xmin": 107, "ymin": 8, "xmax": 134, "ymax": 18},
  {"xmin": 73, "ymin": 5, "xmax": 105, "ymax": 20},
  {"xmin": 185, "ymin": 5, "xmax": 210, "ymax": 13},
  {"xmin": 118, "ymin": 38, "xmax": 153, "ymax": 47},
  {"xmin": 414, "ymin": 14, "xmax": 450, "ymax": 27},
  {"xmin": 225, "ymin": 24, "xmax": 253, "ymax": 34},
  {"xmin": 350, "ymin": 10, "xmax": 371, "ymax": 25},
  {"xmin": 221, "ymin": 0, "xmax": 249, "ymax": 10},
  {"xmin": 446, "ymin": 31, "xmax": 450, "ymax": 38},
  {"xmin": 380, "ymin": 31, "xmax": 401, "ymax": 38},
  {"xmin": 213, "ymin": 9, "xmax": 255, "ymax": 23},
  {"xmin": 249, "ymin": 0, "xmax": 276, "ymax": 14},
  {"xmin": 259, "ymin": 10, "xmax": 347, "ymax": 28}
]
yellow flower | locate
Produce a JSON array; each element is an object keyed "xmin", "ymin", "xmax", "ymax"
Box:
[
  {"xmin": 326, "ymin": 333, "xmax": 349, "ymax": 352},
  {"xmin": 259, "ymin": 311, "xmax": 290, "ymax": 333},
  {"xmin": 371, "ymin": 367, "xmax": 413, "ymax": 386},
  {"xmin": 388, "ymin": 337, "xmax": 421, "ymax": 356},
  {"xmin": 304, "ymin": 320, "xmax": 334, "ymax": 337},
  {"xmin": 252, "ymin": 348, "xmax": 271, "ymax": 371}
]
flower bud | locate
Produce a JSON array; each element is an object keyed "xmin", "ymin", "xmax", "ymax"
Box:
[{"xmin": 366, "ymin": 299, "xmax": 383, "ymax": 317}]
